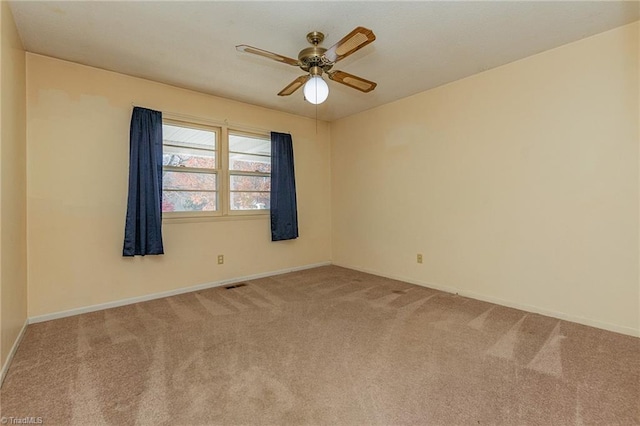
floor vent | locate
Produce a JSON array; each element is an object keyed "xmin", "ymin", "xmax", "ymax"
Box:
[{"xmin": 225, "ymin": 283, "xmax": 247, "ymax": 290}]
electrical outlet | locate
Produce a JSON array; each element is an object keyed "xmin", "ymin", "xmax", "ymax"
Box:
[
  {"xmin": 417, "ymin": 254, "xmax": 423, "ymax": 264},
  {"xmin": 217, "ymin": 254, "xmax": 224, "ymax": 265}
]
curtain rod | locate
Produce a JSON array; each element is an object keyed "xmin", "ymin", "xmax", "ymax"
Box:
[{"xmin": 131, "ymin": 104, "xmax": 290, "ymax": 135}]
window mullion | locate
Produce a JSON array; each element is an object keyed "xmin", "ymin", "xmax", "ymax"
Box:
[
  {"xmin": 229, "ymin": 171, "xmax": 271, "ymax": 178},
  {"xmin": 220, "ymin": 126, "xmax": 230, "ymax": 216},
  {"xmin": 164, "ymin": 166, "xmax": 217, "ymax": 174}
]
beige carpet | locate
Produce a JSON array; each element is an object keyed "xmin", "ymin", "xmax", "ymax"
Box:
[{"xmin": 1, "ymin": 266, "xmax": 638, "ymax": 425}]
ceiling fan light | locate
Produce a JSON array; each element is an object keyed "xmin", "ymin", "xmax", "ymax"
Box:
[{"xmin": 303, "ymin": 76, "xmax": 329, "ymax": 104}]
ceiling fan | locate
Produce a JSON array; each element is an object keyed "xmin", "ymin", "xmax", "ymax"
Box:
[{"xmin": 236, "ymin": 27, "xmax": 377, "ymax": 105}]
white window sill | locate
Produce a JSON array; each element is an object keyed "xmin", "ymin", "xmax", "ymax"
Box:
[{"xmin": 163, "ymin": 212, "xmax": 269, "ymax": 224}]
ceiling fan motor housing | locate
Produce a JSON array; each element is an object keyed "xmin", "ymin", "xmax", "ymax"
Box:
[{"xmin": 298, "ymin": 32, "xmax": 333, "ymax": 73}]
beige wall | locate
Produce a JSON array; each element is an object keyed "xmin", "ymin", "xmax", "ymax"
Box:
[
  {"xmin": 0, "ymin": 1, "xmax": 27, "ymax": 367},
  {"xmin": 26, "ymin": 54, "xmax": 332, "ymax": 318},
  {"xmin": 331, "ymin": 22, "xmax": 639, "ymax": 336}
]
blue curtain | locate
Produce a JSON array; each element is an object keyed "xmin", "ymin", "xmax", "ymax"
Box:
[
  {"xmin": 123, "ymin": 107, "xmax": 164, "ymax": 256},
  {"xmin": 270, "ymin": 132, "xmax": 299, "ymax": 241}
]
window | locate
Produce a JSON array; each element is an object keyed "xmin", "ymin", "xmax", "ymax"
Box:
[
  {"xmin": 162, "ymin": 121, "xmax": 218, "ymax": 213},
  {"xmin": 229, "ymin": 132, "xmax": 271, "ymax": 212},
  {"xmin": 161, "ymin": 119, "xmax": 270, "ymax": 218}
]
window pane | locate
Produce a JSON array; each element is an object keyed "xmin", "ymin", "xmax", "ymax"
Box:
[
  {"xmin": 229, "ymin": 152, "xmax": 271, "ymax": 173},
  {"xmin": 230, "ymin": 191, "xmax": 270, "ymax": 210},
  {"xmin": 163, "ymin": 171, "xmax": 216, "ymax": 191},
  {"xmin": 163, "ymin": 191, "xmax": 217, "ymax": 212},
  {"xmin": 163, "ymin": 145, "xmax": 215, "ymax": 169},
  {"xmin": 229, "ymin": 133, "xmax": 270, "ymax": 156},
  {"xmin": 230, "ymin": 175, "xmax": 271, "ymax": 191},
  {"xmin": 163, "ymin": 124, "xmax": 215, "ymax": 150}
]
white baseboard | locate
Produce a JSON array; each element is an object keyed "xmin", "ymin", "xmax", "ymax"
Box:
[
  {"xmin": 332, "ymin": 262, "xmax": 640, "ymax": 338},
  {"xmin": 29, "ymin": 261, "xmax": 332, "ymax": 324},
  {"xmin": 0, "ymin": 319, "xmax": 28, "ymax": 387}
]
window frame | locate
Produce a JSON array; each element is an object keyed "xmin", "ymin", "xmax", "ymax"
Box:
[
  {"xmin": 227, "ymin": 129, "xmax": 272, "ymax": 217},
  {"xmin": 161, "ymin": 118, "xmax": 271, "ymax": 221}
]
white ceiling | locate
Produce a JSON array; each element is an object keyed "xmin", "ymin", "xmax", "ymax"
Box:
[{"xmin": 9, "ymin": 1, "xmax": 640, "ymax": 122}]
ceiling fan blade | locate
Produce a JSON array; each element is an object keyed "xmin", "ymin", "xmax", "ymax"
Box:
[
  {"xmin": 236, "ymin": 45, "xmax": 299, "ymax": 66},
  {"xmin": 323, "ymin": 27, "xmax": 376, "ymax": 63},
  {"xmin": 278, "ymin": 75, "xmax": 310, "ymax": 96},
  {"xmin": 328, "ymin": 70, "xmax": 377, "ymax": 93}
]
